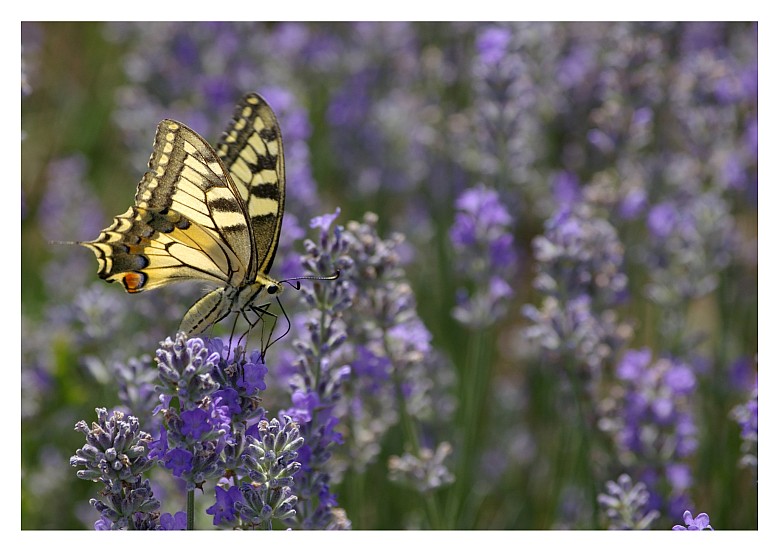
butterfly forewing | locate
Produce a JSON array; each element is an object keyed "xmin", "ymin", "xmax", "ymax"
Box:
[
  {"xmin": 135, "ymin": 119, "xmax": 254, "ymax": 282},
  {"xmin": 216, "ymin": 93, "xmax": 286, "ymax": 280}
]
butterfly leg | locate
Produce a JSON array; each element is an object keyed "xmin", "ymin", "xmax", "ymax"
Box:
[{"xmin": 244, "ymin": 303, "xmax": 279, "ymax": 362}]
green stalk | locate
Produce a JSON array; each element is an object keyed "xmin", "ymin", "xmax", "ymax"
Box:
[
  {"xmin": 187, "ymin": 489, "xmax": 195, "ymax": 530},
  {"xmin": 446, "ymin": 326, "xmax": 493, "ymax": 528},
  {"xmin": 561, "ymin": 356, "xmax": 599, "ymax": 528},
  {"xmin": 385, "ymin": 332, "xmax": 443, "ymax": 529}
]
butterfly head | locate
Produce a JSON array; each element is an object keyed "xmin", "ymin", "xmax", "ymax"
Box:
[{"xmin": 266, "ymin": 283, "xmax": 281, "ymax": 296}]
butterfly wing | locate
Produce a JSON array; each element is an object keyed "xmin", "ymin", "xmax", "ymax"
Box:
[
  {"xmin": 216, "ymin": 93, "xmax": 286, "ymax": 281},
  {"xmin": 81, "ymin": 119, "xmax": 252, "ymax": 293}
]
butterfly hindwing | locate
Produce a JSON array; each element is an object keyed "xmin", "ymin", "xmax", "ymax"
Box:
[
  {"xmin": 80, "ymin": 205, "xmax": 245, "ymax": 293},
  {"xmin": 216, "ymin": 93, "xmax": 286, "ymax": 278}
]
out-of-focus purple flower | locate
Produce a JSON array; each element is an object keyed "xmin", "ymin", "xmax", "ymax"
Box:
[
  {"xmin": 647, "ymin": 202, "xmax": 677, "ymax": 239},
  {"xmin": 618, "ymin": 188, "xmax": 648, "ymax": 220},
  {"xmin": 598, "ymin": 473, "xmax": 660, "ymax": 530},
  {"xmin": 450, "ymin": 184, "xmax": 519, "ymax": 328},
  {"xmin": 388, "ymin": 443, "xmax": 455, "ymax": 493},
  {"xmin": 551, "ymin": 171, "xmax": 582, "ymax": 208},
  {"xmin": 465, "ymin": 23, "xmax": 559, "ymax": 218},
  {"xmin": 523, "ymin": 204, "xmax": 632, "ymax": 382},
  {"xmin": 731, "ymin": 376, "xmax": 758, "ymax": 474},
  {"xmin": 642, "ymin": 192, "xmax": 735, "ymax": 309},
  {"xmin": 476, "ymin": 26, "xmax": 512, "ymax": 65},
  {"xmin": 672, "ymin": 510, "xmax": 714, "ymax": 530},
  {"xmin": 600, "ymin": 350, "xmax": 699, "ymax": 516}
]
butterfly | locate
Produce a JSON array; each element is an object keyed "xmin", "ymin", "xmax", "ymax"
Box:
[{"xmin": 77, "ymin": 93, "xmax": 286, "ymax": 341}]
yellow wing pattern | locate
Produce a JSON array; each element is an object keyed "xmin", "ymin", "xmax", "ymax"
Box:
[{"xmin": 216, "ymin": 93, "xmax": 285, "ymax": 279}]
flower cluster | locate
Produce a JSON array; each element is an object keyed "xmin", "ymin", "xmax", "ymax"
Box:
[
  {"xmin": 465, "ymin": 23, "xmax": 559, "ymax": 216},
  {"xmin": 284, "ymin": 210, "xmax": 456, "ymax": 521},
  {"xmin": 523, "ymin": 204, "xmax": 632, "ymax": 384},
  {"xmin": 209, "ymin": 416, "xmax": 303, "ymax": 529},
  {"xmin": 731, "ymin": 377, "xmax": 758, "ymax": 475},
  {"xmin": 70, "ymin": 408, "xmax": 166, "ymax": 530},
  {"xmin": 152, "ymin": 334, "xmax": 232, "ymax": 490},
  {"xmin": 338, "ymin": 213, "xmax": 456, "ymax": 493},
  {"xmin": 598, "ymin": 349, "xmax": 698, "ymax": 516},
  {"xmin": 641, "ymin": 192, "xmax": 736, "ymax": 315},
  {"xmin": 597, "ymin": 473, "xmax": 660, "ymax": 530},
  {"xmin": 449, "ymin": 184, "xmax": 518, "ymax": 328},
  {"xmin": 277, "ymin": 210, "xmax": 354, "ymax": 529}
]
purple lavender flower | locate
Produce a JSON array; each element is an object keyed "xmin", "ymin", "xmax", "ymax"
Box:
[
  {"xmin": 285, "ymin": 210, "xmax": 456, "ymax": 525},
  {"xmin": 334, "ymin": 213, "xmax": 455, "ymax": 498},
  {"xmin": 152, "ymin": 334, "xmax": 278, "ymax": 495},
  {"xmin": 158, "ymin": 511, "xmax": 188, "ymax": 530},
  {"xmin": 598, "ymin": 473, "xmax": 660, "ymax": 530},
  {"xmin": 641, "ymin": 192, "xmax": 736, "ymax": 311},
  {"xmin": 599, "ymin": 349, "xmax": 699, "ymax": 515},
  {"xmin": 476, "ymin": 26, "xmax": 512, "ymax": 65},
  {"xmin": 450, "ymin": 184, "xmax": 519, "ymax": 328},
  {"xmin": 731, "ymin": 377, "xmax": 758, "ymax": 474},
  {"xmin": 523, "ymin": 204, "xmax": 632, "ymax": 381},
  {"xmin": 206, "ymin": 485, "xmax": 243, "ymax": 526},
  {"xmin": 278, "ymin": 210, "xmax": 353, "ymax": 529},
  {"xmin": 231, "ymin": 417, "xmax": 303, "ymax": 528},
  {"xmin": 672, "ymin": 510, "xmax": 714, "ymax": 530},
  {"xmin": 70, "ymin": 408, "xmax": 160, "ymax": 529}
]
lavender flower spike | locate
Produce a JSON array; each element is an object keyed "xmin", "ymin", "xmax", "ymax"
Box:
[
  {"xmin": 71, "ymin": 408, "xmax": 161, "ymax": 530},
  {"xmin": 597, "ymin": 473, "xmax": 659, "ymax": 530}
]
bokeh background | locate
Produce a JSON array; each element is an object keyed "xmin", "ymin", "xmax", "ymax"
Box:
[{"xmin": 21, "ymin": 22, "xmax": 757, "ymax": 530}]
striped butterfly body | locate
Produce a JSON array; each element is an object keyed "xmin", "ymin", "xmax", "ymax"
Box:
[{"xmin": 79, "ymin": 93, "xmax": 285, "ymax": 337}]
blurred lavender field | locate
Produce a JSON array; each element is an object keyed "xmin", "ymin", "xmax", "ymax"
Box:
[{"xmin": 21, "ymin": 22, "xmax": 757, "ymax": 530}]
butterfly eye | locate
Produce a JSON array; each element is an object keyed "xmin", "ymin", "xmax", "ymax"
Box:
[{"xmin": 267, "ymin": 284, "xmax": 279, "ymax": 295}]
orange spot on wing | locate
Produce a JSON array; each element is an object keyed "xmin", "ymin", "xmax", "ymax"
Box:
[{"xmin": 123, "ymin": 272, "xmax": 146, "ymax": 293}]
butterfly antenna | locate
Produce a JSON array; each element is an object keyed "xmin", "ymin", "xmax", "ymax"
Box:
[{"xmin": 279, "ymin": 269, "xmax": 341, "ymax": 291}]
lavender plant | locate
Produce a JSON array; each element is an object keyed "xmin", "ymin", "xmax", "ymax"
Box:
[{"xmin": 279, "ymin": 210, "xmax": 456, "ymax": 528}]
